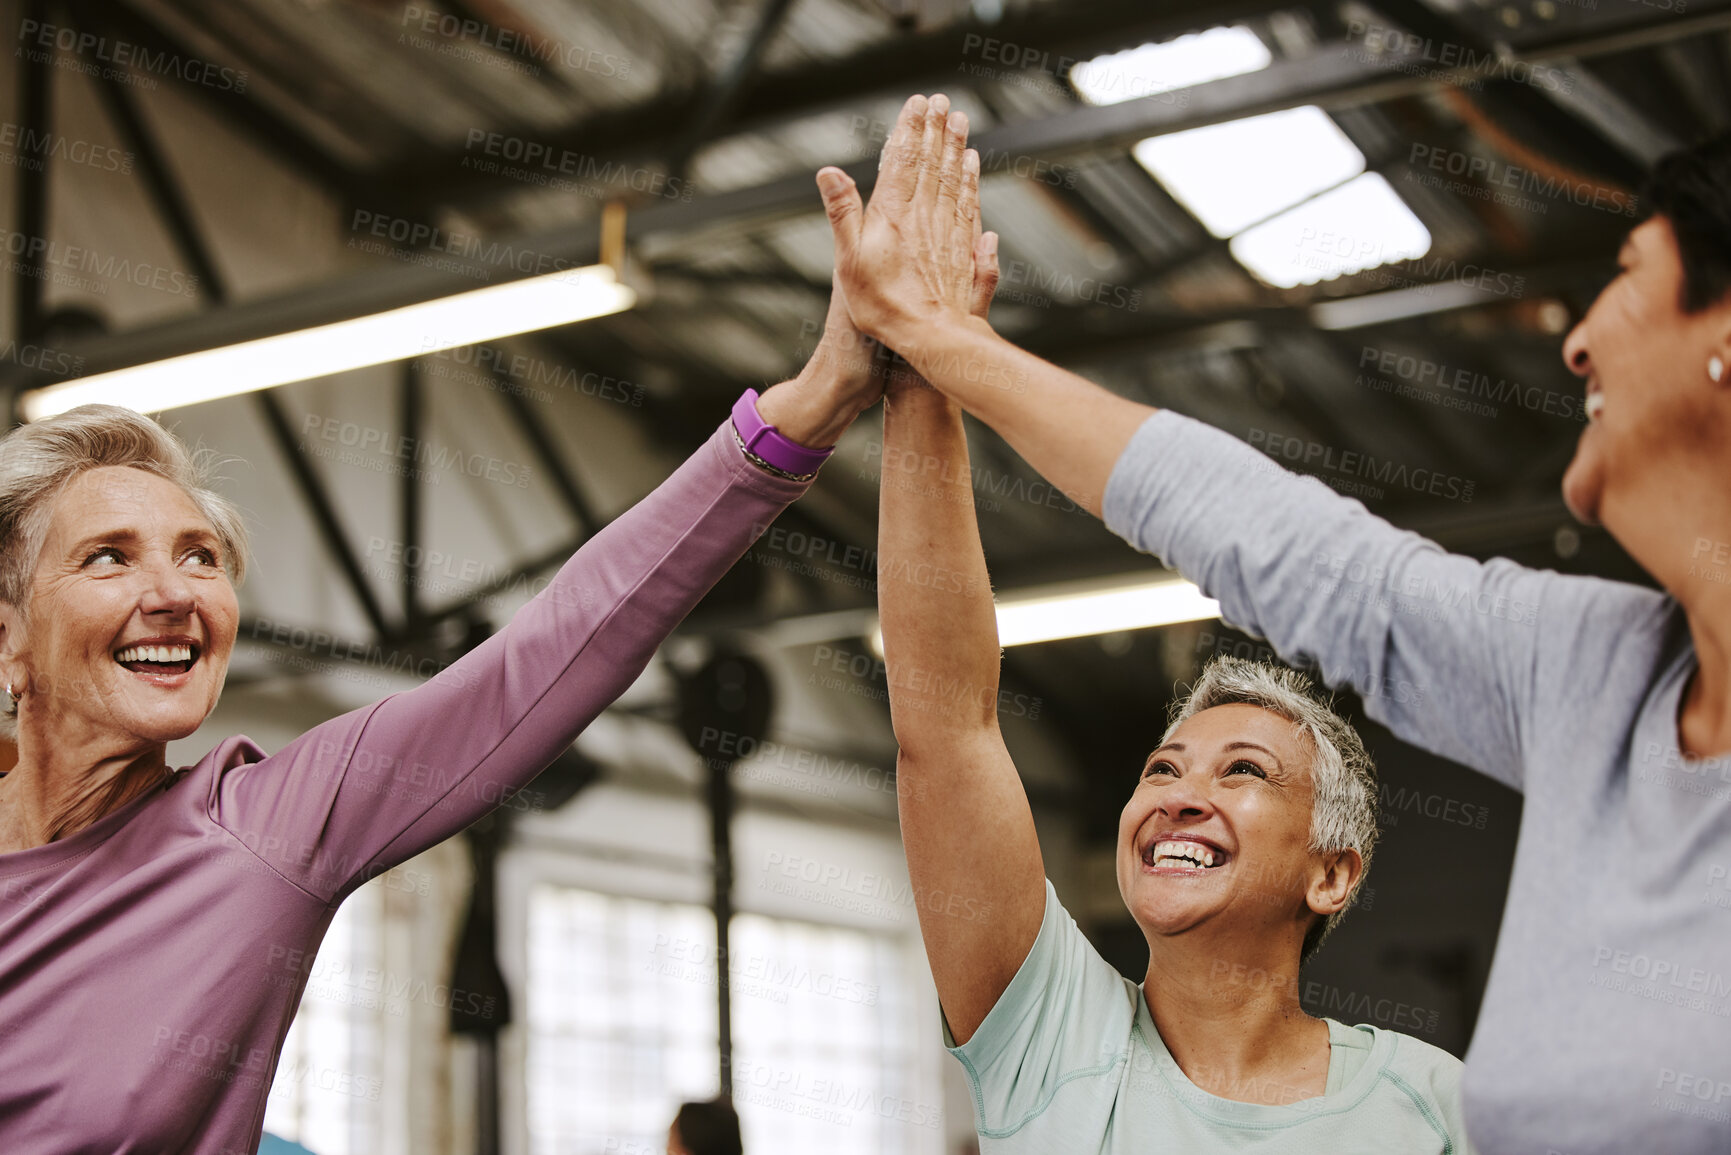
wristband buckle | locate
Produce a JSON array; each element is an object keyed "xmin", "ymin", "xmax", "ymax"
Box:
[{"xmin": 730, "ymin": 388, "xmax": 834, "ymax": 480}]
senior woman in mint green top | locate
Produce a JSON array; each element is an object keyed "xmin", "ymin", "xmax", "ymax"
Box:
[
  {"xmin": 823, "ymin": 91, "xmax": 1731, "ymax": 1155},
  {"xmin": 838, "ymin": 93, "xmax": 1475, "ymax": 1154}
]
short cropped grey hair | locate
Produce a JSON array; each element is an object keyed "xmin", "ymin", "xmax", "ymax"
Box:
[
  {"xmin": 0, "ymin": 405, "xmax": 248, "ymax": 733},
  {"xmin": 1162, "ymin": 655, "xmax": 1378, "ymax": 961}
]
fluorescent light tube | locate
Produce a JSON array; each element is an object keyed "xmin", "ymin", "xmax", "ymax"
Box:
[
  {"xmin": 868, "ymin": 573, "xmax": 1220, "ymax": 655},
  {"xmin": 20, "ymin": 264, "xmax": 636, "ymax": 421},
  {"xmin": 1308, "ymin": 278, "xmax": 1495, "ymax": 329},
  {"xmin": 994, "ymin": 574, "xmax": 1221, "ymax": 646}
]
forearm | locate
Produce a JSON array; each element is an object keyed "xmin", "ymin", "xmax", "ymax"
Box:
[
  {"xmin": 234, "ymin": 422, "xmax": 811, "ymax": 899},
  {"xmin": 878, "ymin": 386, "xmax": 1000, "ymax": 751},
  {"xmin": 890, "ymin": 315, "xmax": 1155, "ymax": 517},
  {"xmin": 1105, "ymin": 408, "xmax": 1542, "ymax": 786},
  {"xmin": 878, "ymin": 386, "xmax": 1046, "ymax": 1040}
]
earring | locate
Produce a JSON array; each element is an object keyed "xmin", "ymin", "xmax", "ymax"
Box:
[
  {"xmin": 3, "ymin": 683, "xmax": 16, "ymax": 717},
  {"xmin": 1711, "ymin": 355, "xmax": 1725, "ymax": 383}
]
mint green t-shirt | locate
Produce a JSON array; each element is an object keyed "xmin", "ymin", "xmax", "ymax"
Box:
[{"xmin": 944, "ymin": 881, "xmax": 1478, "ymax": 1153}]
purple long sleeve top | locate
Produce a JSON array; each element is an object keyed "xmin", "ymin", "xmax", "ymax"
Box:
[{"xmin": 0, "ymin": 420, "xmax": 811, "ymax": 1153}]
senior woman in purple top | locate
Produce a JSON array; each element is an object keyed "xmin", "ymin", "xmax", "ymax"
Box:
[{"xmin": 0, "ymin": 283, "xmax": 881, "ymax": 1151}]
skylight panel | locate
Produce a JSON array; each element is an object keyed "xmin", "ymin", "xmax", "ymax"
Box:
[
  {"xmin": 1229, "ymin": 173, "xmax": 1433, "ymax": 289},
  {"xmin": 1071, "ymin": 29, "xmax": 1431, "ymax": 295},
  {"xmin": 1131, "ymin": 106, "xmax": 1367, "ymax": 237},
  {"xmin": 1070, "ymin": 25, "xmax": 1273, "ymax": 106}
]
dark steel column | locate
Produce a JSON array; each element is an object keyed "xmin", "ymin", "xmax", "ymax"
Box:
[
  {"xmin": 679, "ymin": 652, "xmax": 774, "ymax": 1098},
  {"xmin": 399, "ymin": 361, "xmax": 423, "ymax": 629},
  {"xmin": 13, "ymin": 0, "xmax": 52, "ymax": 344}
]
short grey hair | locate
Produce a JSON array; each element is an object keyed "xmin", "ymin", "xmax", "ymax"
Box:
[
  {"xmin": 0, "ymin": 405, "xmax": 248, "ymax": 733},
  {"xmin": 1162, "ymin": 655, "xmax": 1378, "ymax": 961}
]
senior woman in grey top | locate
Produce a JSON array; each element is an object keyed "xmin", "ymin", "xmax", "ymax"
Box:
[{"xmin": 818, "ymin": 100, "xmax": 1731, "ymax": 1154}]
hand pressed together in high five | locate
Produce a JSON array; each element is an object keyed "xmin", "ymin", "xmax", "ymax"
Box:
[
  {"xmin": 814, "ymin": 92, "xmax": 1153, "ymax": 514},
  {"xmin": 815, "ymin": 93, "xmax": 999, "ymax": 350}
]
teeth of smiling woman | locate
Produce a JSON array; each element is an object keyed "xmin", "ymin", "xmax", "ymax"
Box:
[
  {"xmin": 115, "ymin": 644, "xmax": 193, "ymax": 664},
  {"xmin": 1151, "ymin": 840, "xmax": 1216, "ymax": 868},
  {"xmin": 1585, "ymin": 393, "xmax": 1604, "ymax": 422}
]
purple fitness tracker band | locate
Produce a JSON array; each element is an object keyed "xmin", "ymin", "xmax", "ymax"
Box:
[{"xmin": 730, "ymin": 388, "xmax": 834, "ymax": 481}]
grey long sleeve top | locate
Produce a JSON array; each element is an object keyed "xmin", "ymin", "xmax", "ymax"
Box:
[{"xmin": 1104, "ymin": 409, "xmax": 1731, "ymax": 1155}]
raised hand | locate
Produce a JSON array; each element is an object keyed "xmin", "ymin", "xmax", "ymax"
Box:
[
  {"xmin": 816, "ymin": 94, "xmax": 998, "ymax": 351},
  {"xmin": 751, "ymin": 271, "xmax": 889, "ymax": 449},
  {"xmin": 880, "ymin": 229, "xmax": 1000, "ymax": 399},
  {"xmin": 806, "ymin": 269, "xmax": 889, "ymax": 400}
]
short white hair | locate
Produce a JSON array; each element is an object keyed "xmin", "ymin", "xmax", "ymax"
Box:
[
  {"xmin": 0, "ymin": 404, "xmax": 248, "ymax": 737},
  {"xmin": 1162, "ymin": 655, "xmax": 1378, "ymax": 961}
]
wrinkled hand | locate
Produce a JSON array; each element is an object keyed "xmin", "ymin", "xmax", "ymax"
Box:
[
  {"xmin": 880, "ymin": 228, "xmax": 998, "ymax": 399},
  {"xmin": 816, "ymin": 94, "xmax": 998, "ymax": 350},
  {"xmin": 762, "ymin": 102, "xmax": 998, "ymax": 451},
  {"xmin": 803, "ymin": 269, "xmax": 884, "ymax": 404}
]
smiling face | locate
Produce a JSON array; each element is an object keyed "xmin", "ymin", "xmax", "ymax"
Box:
[
  {"xmin": 1116, "ymin": 703, "xmax": 1345, "ymax": 955},
  {"xmin": 0, "ymin": 466, "xmax": 239, "ymax": 752},
  {"xmin": 1562, "ymin": 215, "xmax": 1730, "ymax": 528}
]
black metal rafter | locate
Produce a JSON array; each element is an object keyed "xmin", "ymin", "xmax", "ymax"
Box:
[
  {"xmin": 381, "ymin": 0, "xmax": 1333, "ymax": 209},
  {"xmin": 11, "ymin": 5, "xmax": 1718, "ymax": 400},
  {"xmin": 253, "ymin": 392, "xmax": 395, "ymax": 639},
  {"xmin": 667, "ymin": 0, "xmax": 801, "ymax": 181},
  {"xmin": 1022, "ymin": 255, "xmax": 1614, "ymax": 367},
  {"xmin": 418, "ymin": 537, "xmax": 581, "ymax": 627},
  {"xmin": 487, "ymin": 360, "xmax": 599, "ymax": 534},
  {"xmin": 73, "ymin": 8, "xmax": 398, "ymax": 642},
  {"xmin": 433, "ymin": 0, "xmax": 593, "ymax": 106},
  {"xmin": 1361, "ymin": 0, "xmax": 1652, "ymax": 184},
  {"xmin": 81, "ymin": 32, "xmax": 227, "ymax": 300},
  {"xmin": 72, "ymin": 0, "xmax": 367, "ymax": 200}
]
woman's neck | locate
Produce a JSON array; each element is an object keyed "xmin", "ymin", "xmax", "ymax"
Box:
[
  {"xmin": 1606, "ymin": 457, "xmax": 1731, "ymax": 757},
  {"xmin": 1680, "ymin": 595, "xmax": 1731, "ymax": 758},
  {"xmin": 1142, "ymin": 933, "xmax": 1328, "ymax": 1105},
  {"xmin": 0, "ymin": 730, "xmax": 168, "ymax": 852}
]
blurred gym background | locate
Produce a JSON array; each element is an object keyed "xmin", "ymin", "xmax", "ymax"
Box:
[{"xmin": 1, "ymin": 0, "xmax": 1720, "ymax": 1150}]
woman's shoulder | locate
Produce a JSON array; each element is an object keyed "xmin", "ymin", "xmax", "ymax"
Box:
[
  {"xmin": 167, "ymin": 733, "xmax": 273, "ymax": 812},
  {"xmin": 174, "ymin": 733, "xmax": 272, "ymax": 776},
  {"xmin": 1327, "ymin": 1017, "xmax": 1463, "ymax": 1084},
  {"xmin": 1323, "ymin": 1020, "xmax": 1477, "ymax": 1149},
  {"xmin": 1522, "ymin": 563, "xmax": 1678, "ymax": 649}
]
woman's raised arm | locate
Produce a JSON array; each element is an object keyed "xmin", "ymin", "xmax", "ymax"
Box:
[
  {"xmin": 214, "ymin": 344, "xmax": 881, "ymax": 904},
  {"xmin": 878, "ymin": 384, "xmax": 1046, "ymax": 1045},
  {"xmin": 862, "ymin": 102, "xmax": 1045, "ymax": 1039}
]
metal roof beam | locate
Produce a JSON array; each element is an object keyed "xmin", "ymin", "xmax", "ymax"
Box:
[
  {"xmin": 5, "ymin": 8, "xmax": 1720, "ymax": 398},
  {"xmin": 378, "ymin": 0, "xmax": 1326, "ymax": 210}
]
